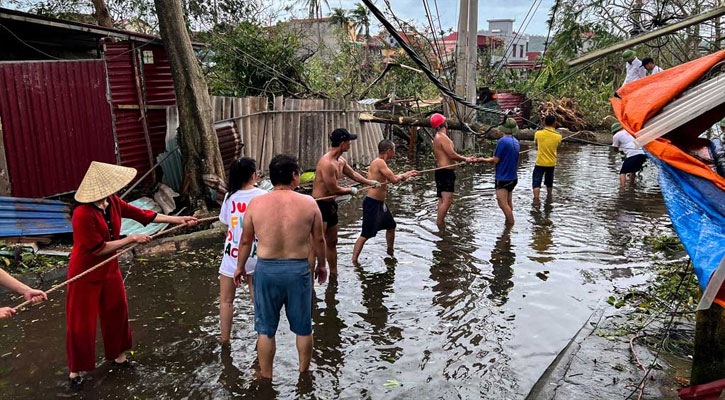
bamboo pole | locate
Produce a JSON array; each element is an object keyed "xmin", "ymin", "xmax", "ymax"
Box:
[{"xmin": 13, "ymin": 217, "xmax": 219, "ymax": 311}]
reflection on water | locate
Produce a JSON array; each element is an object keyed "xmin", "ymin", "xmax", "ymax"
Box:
[
  {"xmin": 489, "ymin": 225, "xmax": 515, "ymax": 304},
  {"xmin": 0, "ymin": 144, "xmax": 672, "ymax": 399}
]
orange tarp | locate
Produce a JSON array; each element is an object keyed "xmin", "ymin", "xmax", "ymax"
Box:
[{"xmin": 611, "ymin": 49, "xmax": 725, "ymax": 192}]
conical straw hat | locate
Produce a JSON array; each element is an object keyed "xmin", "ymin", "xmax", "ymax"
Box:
[{"xmin": 74, "ymin": 161, "xmax": 137, "ymax": 203}]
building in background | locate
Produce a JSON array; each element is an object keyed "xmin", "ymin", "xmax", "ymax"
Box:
[{"xmin": 479, "ymin": 19, "xmax": 531, "ymax": 67}]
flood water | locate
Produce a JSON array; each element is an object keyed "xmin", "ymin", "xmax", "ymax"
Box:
[{"xmin": 0, "ymin": 143, "xmax": 675, "ymax": 399}]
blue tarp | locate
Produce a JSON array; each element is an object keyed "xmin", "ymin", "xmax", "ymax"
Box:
[{"xmin": 650, "ymin": 154, "xmax": 725, "ymax": 290}]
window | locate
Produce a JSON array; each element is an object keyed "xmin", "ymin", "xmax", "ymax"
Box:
[
  {"xmin": 142, "ymin": 50, "xmax": 154, "ymax": 64},
  {"xmin": 511, "ymin": 44, "xmax": 516, "ymax": 57},
  {"xmin": 520, "ymin": 45, "xmax": 523, "ymax": 58}
]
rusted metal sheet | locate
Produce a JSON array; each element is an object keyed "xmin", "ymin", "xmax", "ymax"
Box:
[
  {"xmin": 104, "ymin": 41, "xmax": 176, "ymax": 180},
  {"xmin": 139, "ymin": 47, "xmax": 176, "ymax": 106},
  {"xmin": 215, "ymin": 121, "xmax": 241, "ymax": 177},
  {"xmin": 0, "ymin": 60, "xmax": 116, "ymax": 197},
  {"xmin": 495, "ymin": 92, "xmax": 532, "ymax": 127},
  {"xmin": 0, "ymin": 196, "xmax": 72, "ymax": 237}
]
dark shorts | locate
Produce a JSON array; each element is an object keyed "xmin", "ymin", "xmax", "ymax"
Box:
[
  {"xmin": 253, "ymin": 258, "xmax": 312, "ymax": 338},
  {"xmin": 620, "ymin": 154, "xmax": 647, "ymax": 174},
  {"xmin": 361, "ymin": 196, "xmax": 397, "ymax": 238},
  {"xmin": 495, "ymin": 179, "xmax": 518, "ymax": 192},
  {"xmin": 435, "ymin": 169, "xmax": 456, "ymax": 197},
  {"xmin": 316, "ymin": 200, "xmax": 339, "ymax": 227},
  {"xmin": 532, "ymin": 165, "xmax": 555, "ymax": 188}
]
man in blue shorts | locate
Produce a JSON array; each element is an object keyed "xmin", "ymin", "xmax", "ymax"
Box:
[
  {"xmin": 234, "ymin": 155, "xmax": 327, "ymax": 380},
  {"xmin": 482, "ymin": 118, "xmax": 521, "ymax": 225}
]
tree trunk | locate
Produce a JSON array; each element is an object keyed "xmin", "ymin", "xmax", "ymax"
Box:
[
  {"xmin": 91, "ymin": 0, "xmax": 113, "ymax": 27},
  {"xmin": 361, "ymin": 112, "xmax": 613, "ymax": 144},
  {"xmin": 154, "ymin": 0, "xmax": 225, "ymax": 210}
]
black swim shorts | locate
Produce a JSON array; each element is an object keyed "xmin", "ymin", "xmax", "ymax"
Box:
[
  {"xmin": 316, "ymin": 200, "xmax": 339, "ymax": 227},
  {"xmin": 434, "ymin": 169, "xmax": 456, "ymax": 197},
  {"xmin": 620, "ymin": 154, "xmax": 647, "ymax": 174},
  {"xmin": 495, "ymin": 179, "xmax": 518, "ymax": 192},
  {"xmin": 361, "ymin": 196, "xmax": 396, "ymax": 238}
]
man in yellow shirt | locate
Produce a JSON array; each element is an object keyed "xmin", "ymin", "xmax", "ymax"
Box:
[{"xmin": 533, "ymin": 115, "xmax": 562, "ymax": 200}]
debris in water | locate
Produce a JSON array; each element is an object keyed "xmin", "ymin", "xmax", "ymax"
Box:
[{"xmin": 384, "ymin": 379, "xmax": 402, "ymax": 387}]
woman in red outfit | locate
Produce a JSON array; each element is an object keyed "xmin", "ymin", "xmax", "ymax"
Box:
[{"xmin": 67, "ymin": 161, "xmax": 197, "ymax": 389}]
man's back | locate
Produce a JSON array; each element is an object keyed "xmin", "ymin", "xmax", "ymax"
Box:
[
  {"xmin": 612, "ymin": 130, "xmax": 644, "ymax": 158},
  {"xmin": 433, "ymin": 133, "xmax": 455, "ymax": 168},
  {"xmin": 366, "ymin": 158, "xmax": 388, "ymax": 200},
  {"xmin": 250, "ymin": 190, "xmax": 317, "ymax": 259},
  {"xmin": 494, "ymin": 136, "xmax": 520, "ymax": 181},
  {"xmin": 535, "ymin": 128, "xmax": 562, "ymax": 167}
]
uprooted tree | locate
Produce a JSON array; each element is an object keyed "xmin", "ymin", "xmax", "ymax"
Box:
[{"xmin": 154, "ymin": 0, "xmax": 225, "ymax": 209}]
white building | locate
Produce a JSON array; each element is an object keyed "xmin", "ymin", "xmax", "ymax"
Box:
[{"xmin": 479, "ymin": 19, "xmax": 530, "ymax": 66}]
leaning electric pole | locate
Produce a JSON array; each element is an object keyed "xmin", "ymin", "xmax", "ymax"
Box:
[{"xmin": 454, "ymin": 0, "xmax": 478, "ymax": 123}]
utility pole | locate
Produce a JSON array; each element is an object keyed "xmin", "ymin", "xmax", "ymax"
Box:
[{"xmin": 454, "ymin": 0, "xmax": 478, "ymax": 123}]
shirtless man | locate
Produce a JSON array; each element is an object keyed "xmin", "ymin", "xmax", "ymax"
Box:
[
  {"xmin": 311, "ymin": 128, "xmax": 378, "ymax": 274},
  {"xmin": 351, "ymin": 140, "xmax": 418, "ymax": 264},
  {"xmin": 431, "ymin": 113, "xmax": 476, "ymax": 227},
  {"xmin": 234, "ymin": 154, "xmax": 327, "ymax": 380}
]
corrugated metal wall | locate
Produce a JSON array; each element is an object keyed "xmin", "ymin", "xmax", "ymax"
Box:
[
  {"xmin": 104, "ymin": 41, "xmax": 175, "ymax": 179},
  {"xmin": 0, "ymin": 60, "xmax": 116, "ymax": 197}
]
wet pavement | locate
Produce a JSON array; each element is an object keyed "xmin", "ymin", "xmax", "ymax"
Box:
[{"xmin": 0, "ymin": 143, "xmax": 675, "ymax": 399}]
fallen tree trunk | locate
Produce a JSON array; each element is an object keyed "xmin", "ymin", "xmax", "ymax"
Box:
[
  {"xmin": 360, "ymin": 113, "xmax": 613, "ymax": 144},
  {"xmin": 360, "ymin": 112, "xmax": 493, "ymax": 134}
]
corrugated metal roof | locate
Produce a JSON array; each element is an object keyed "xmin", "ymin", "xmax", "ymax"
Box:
[
  {"xmin": 120, "ymin": 197, "xmax": 168, "ymax": 236},
  {"xmin": 0, "ymin": 60, "xmax": 116, "ymax": 197},
  {"xmin": 0, "ymin": 196, "xmax": 72, "ymax": 237}
]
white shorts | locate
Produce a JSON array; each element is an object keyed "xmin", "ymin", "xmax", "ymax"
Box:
[{"xmin": 218, "ymin": 257, "xmax": 257, "ymax": 278}]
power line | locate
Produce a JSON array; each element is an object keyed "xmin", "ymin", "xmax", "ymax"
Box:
[
  {"xmin": 362, "ymin": 0, "xmax": 512, "ymax": 118},
  {"xmin": 494, "ymin": 0, "xmax": 542, "ymax": 73},
  {"xmin": 0, "ymin": 23, "xmax": 65, "ymax": 60}
]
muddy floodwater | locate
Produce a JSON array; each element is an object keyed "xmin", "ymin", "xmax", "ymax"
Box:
[{"xmin": 0, "ymin": 143, "xmax": 675, "ymax": 399}]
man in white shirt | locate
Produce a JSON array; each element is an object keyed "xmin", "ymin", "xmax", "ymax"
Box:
[
  {"xmin": 622, "ymin": 50, "xmax": 646, "ymax": 87},
  {"xmin": 642, "ymin": 57, "xmax": 663, "ymax": 75},
  {"xmin": 611, "ymin": 122, "xmax": 647, "ymax": 187}
]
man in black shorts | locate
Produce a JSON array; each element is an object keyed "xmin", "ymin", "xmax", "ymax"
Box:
[
  {"xmin": 352, "ymin": 140, "xmax": 417, "ymax": 264},
  {"xmin": 612, "ymin": 122, "xmax": 647, "ymax": 187},
  {"xmin": 431, "ymin": 113, "xmax": 476, "ymax": 227},
  {"xmin": 311, "ymin": 128, "xmax": 378, "ymax": 274},
  {"xmin": 481, "ymin": 118, "xmax": 521, "ymax": 225}
]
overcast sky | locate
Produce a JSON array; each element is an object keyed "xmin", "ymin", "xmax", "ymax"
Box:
[{"xmin": 308, "ymin": 0, "xmax": 556, "ymax": 36}]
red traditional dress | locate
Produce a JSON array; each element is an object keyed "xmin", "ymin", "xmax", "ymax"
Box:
[{"xmin": 66, "ymin": 195, "xmax": 156, "ymax": 372}]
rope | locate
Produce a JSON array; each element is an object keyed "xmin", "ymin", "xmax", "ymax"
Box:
[
  {"xmin": 313, "ymin": 130, "xmax": 586, "ymax": 201},
  {"xmin": 13, "ymin": 216, "xmax": 219, "ymax": 311}
]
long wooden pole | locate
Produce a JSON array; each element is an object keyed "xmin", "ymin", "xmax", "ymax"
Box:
[
  {"xmin": 567, "ymin": 7, "xmax": 725, "ymax": 67},
  {"xmin": 13, "ymin": 216, "xmax": 218, "ymax": 311}
]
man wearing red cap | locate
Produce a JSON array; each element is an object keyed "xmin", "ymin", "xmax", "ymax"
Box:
[{"xmin": 431, "ymin": 113, "xmax": 476, "ymax": 227}]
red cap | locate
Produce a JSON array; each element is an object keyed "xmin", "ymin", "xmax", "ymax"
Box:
[{"xmin": 430, "ymin": 113, "xmax": 446, "ymax": 130}]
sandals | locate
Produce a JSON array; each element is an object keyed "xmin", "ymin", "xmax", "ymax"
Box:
[
  {"xmin": 68, "ymin": 375, "xmax": 84, "ymax": 390},
  {"xmin": 110, "ymin": 359, "xmax": 137, "ymax": 369}
]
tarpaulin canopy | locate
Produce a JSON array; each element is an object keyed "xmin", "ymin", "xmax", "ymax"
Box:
[{"xmin": 611, "ymin": 50, "xmax": 725, "ymax": 309}]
